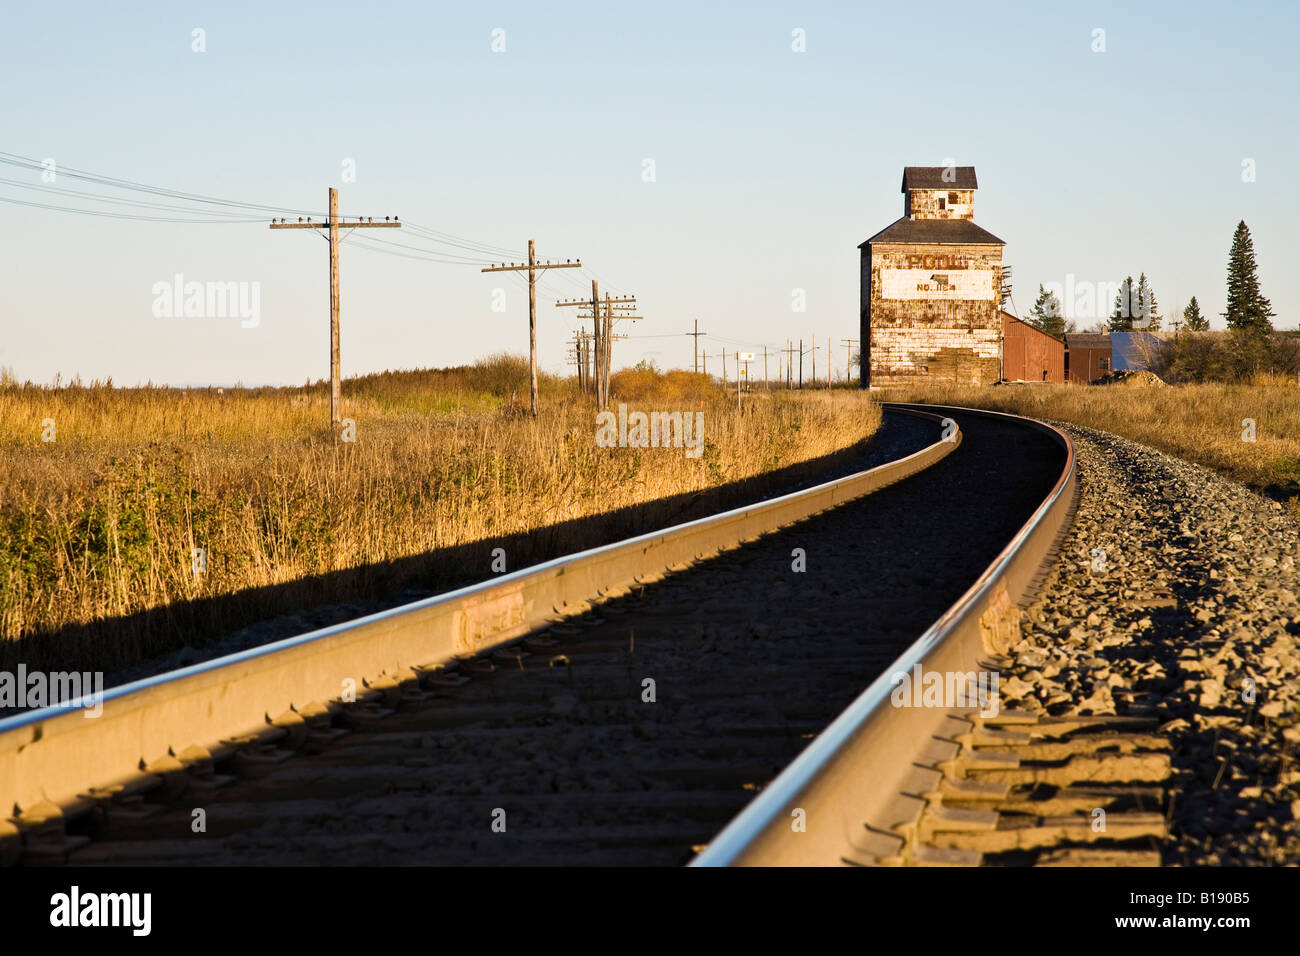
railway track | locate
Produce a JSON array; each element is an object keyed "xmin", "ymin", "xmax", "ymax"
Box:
[{"xmin": 1, "ymin": 403, "xmax": 1174, "ymax": 867}]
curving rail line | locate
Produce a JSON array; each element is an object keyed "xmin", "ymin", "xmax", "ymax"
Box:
[{"xmin": 692, "ymin": 403, "xmax": 1079, "ymax": 866}]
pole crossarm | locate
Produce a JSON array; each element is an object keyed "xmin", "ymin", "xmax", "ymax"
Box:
[
  {"xmin": 269, "ymin": 218, "xmax": 401, "ymax": 230},
  {"xmin": 555, "ymin": 296, "xmax": 634, "ymax": 306},
  {"xmin": 482, "ymin": 260, "xmax": 581, "ymax": 273}
]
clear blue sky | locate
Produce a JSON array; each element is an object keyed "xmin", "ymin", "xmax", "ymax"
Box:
[{"xmin": 1, "ymin": 0, "xmax": 1294, "ymax": 386}]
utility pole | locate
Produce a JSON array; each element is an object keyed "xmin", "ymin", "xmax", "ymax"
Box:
[
  {"xmin": 557, "ymin": 288, "xmax": 635, "ymax": 407},
  {"xmin": 784, "ymin": 340, "xmax": 796, "ymax": 389},
  {"xmin": 842, "ymin": 338, "xmax": 859, "ymax": 384},
  {"xmin": 481, "ymin": 240, "xmax": 582, "ymax": 417},
  {"xmin": 720, "ymin": 349, "xmax": 727, "ymax": 386},
  {"xmin": 800, "ymin": 339, "xmax": 820, "ymax": 389},
  {"xmin": 685, "ymin": 319, "xmax": 707, "ymax": 373},
  {"xmin": 763, "ymin": 345, "xmax": 768, "ymax": 388},
  {"xmin": 568, "ymin": 332, "xmax": 589, "ymax": 393},
  {"xmin": 270, "ymin": 188, "xmax": 401, "ymax": 428},
  {"xmin": 582, "ymin": 293, "xmax": 639, "ymax": 402},
  {"xmin": 585, "ymin": 328, "xmax": 597, "ymax": 394},
  {"xmin": 582, "ymin": 330, "xmax": 593, "ymax": 393}
]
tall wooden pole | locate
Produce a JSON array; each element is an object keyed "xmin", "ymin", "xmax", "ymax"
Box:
[
  {"xmin": 527, "ymin": 240, "xmax": 538, "ymax": 415},
  {"xmin": 603, "ymin": 293, "xmax": 612, "ymax": 403},
  {"xmin": 556, "ymin": 289, "xmax": 634, "ymax": 408},
  {"xmin": 683, "ymin": 320, "xmax": 707, "ymax": 374},
  {"xmin": 270, "ymin": 189, "xmax": 401, "ymax": 431},
  {"xmin": 593, "ymin": 281, "xmax": 603, "ymax": 406},
  {"xmin": 481, "ymin": 243, "xmax": 581, "ymax": 417},
  {"xmin": 843, "ymin": 338, "xmax": 851, "ymax": 383},
  {"xmin": 328, "ymin": 188, "xmax": 341, "ymax": 425}
]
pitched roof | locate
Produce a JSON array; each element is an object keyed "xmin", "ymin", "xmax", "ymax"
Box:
[
  {"xmin": 901, "ymin": 166, "xmax": 978, "ymax": 191},
  {"xmin": 859, "ymin": 217, "xmax": 1004, "ymax": 247},
  {"xmin": 1065, "ymin": 333, "xmax": 1111, "ymax": 350},
  {"xmin": 1001, "ymin": 311, "xmax": 1065, "ymax": 342}
]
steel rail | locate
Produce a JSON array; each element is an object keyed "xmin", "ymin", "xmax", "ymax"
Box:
[
  {"xmin": 691, "ymin": 403, "xmax": 1078, "ymax": 867},
  {"xmin": 0, "ymin": 407, "xmax": 958, "ymax": 835}
]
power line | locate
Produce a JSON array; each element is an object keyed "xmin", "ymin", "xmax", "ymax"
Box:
[
  {"xmin": 0, "ymin": 151, "xmax": 537, "ymax": 261},
  {"xmin": 348, "ymin": 235, "xmax": 495, "ymax": 266},
  {"xmin": 0, "ymin": 150, "xmax": 321, "ymax": 216},
  {"xmin": 0, "ymin": 176, "xmax": 285, "ymax": 218},
  {"xmin": 0, "ymin": 194, "xmax": 261, "ymax": 222}
]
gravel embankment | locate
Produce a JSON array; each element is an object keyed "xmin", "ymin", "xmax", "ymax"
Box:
[{"xmin": 998, "ymin": 423, "xmax": 1300, "ymax": 865}]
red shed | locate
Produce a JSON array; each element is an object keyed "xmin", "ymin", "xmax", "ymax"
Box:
[
  {"xmin": 1064, "ymin": 333, "xmax": 1113, "ymax": 384},
  {"xmin": 1002, "ymin": 312, "xmax": 1064, "ymax": 383}
]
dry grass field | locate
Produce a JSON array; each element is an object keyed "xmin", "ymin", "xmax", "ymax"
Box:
[
  {"xmin": 886, "ymin": 376, "xmax": 1300, "ymax": 520},
  {"xmin": 0, "ymin": 357, "xmax": 881, "ymax": 672}
]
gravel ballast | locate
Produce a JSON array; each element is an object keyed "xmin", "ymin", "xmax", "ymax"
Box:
[{"xmin": 1000, "ymin": 422, "xmax": 1300, "ymax": 865}]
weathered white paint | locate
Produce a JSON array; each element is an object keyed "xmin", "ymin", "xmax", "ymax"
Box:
[{"xmin": 880, "ymin": 268, "xmax": 995, "ymax": 301}]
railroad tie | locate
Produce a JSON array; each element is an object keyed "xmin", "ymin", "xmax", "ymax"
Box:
[{"xmin": 908, "ymin": 709, "xmax": 1172, "ymax": 866}]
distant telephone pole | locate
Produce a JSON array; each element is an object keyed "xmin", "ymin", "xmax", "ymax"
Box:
[
  {"xmin": 269, "ymin": 188, "xmax": 401, "ymax": 428},
  {"xmin": 842, "ymin": 337, "xmax": 860, "ymax": 384},
  {"xmin": 481, "ymin": 240, "xmax": 582, "ymax": 417},
  {"xmin": 557, "ymin": 287, "xmax": 636, "ymax": 407},
  {"xmin": 685, "ymin": 319, "xmax": 707, "ymax": 373},
  {"xmin": 567, "ymin": 331, "xmax": 592, "ymax": 392},
  {"xmin": 800, "ymin": 339, "xmax": 820, "ymax": 389}
]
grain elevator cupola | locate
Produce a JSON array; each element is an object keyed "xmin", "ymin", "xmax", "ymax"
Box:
[
  {"xmin": 859, "ymin": 166, "xmax": 1006, "ymax": 388},
  {"xmin": 901, "ymin": 165, "xmax": 977, "ymax": 220}
]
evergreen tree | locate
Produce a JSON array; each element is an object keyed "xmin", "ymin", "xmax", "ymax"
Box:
[
  {"xmin": 1110, "ymin": 276, "xmax": 1136, "ymax": 331},
  {"xmin": 1223, "ymin": 220, "xmax": 1274, "ymax": 334},
  {"xmin": 1183, "ymin": 296, "xmax": 1209, "ymax": 332},
  {"xmin": 1136, "ymin": 272, "xmax": 1161, "ymax": 330},
  {"xmin": 1029, "ymin": 284, "xmax": 1065, "ymax": 338}
]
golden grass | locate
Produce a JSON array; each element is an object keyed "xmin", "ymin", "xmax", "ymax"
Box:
[
  {"xmin": 884, "ymin": 378, "xmax": 1300, "ymax": 521},
  {"xmin": 0, "ymin": 356, "xmax": 880, "ymax": 670}
]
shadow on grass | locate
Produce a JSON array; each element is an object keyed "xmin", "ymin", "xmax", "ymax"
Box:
[{"xmin": 4, "ymin": 422, "xmax": 917, "ymax": 677}]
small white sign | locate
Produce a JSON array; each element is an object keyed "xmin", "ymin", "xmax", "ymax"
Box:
[{"xmin": 739, "ymin": 352, "xmax": 755, "ymax": 361}]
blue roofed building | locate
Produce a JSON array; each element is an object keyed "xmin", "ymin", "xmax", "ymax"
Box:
[{"xmin": 1109, "ymin": 331, "xmax": 1166, "ymax": 372}]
